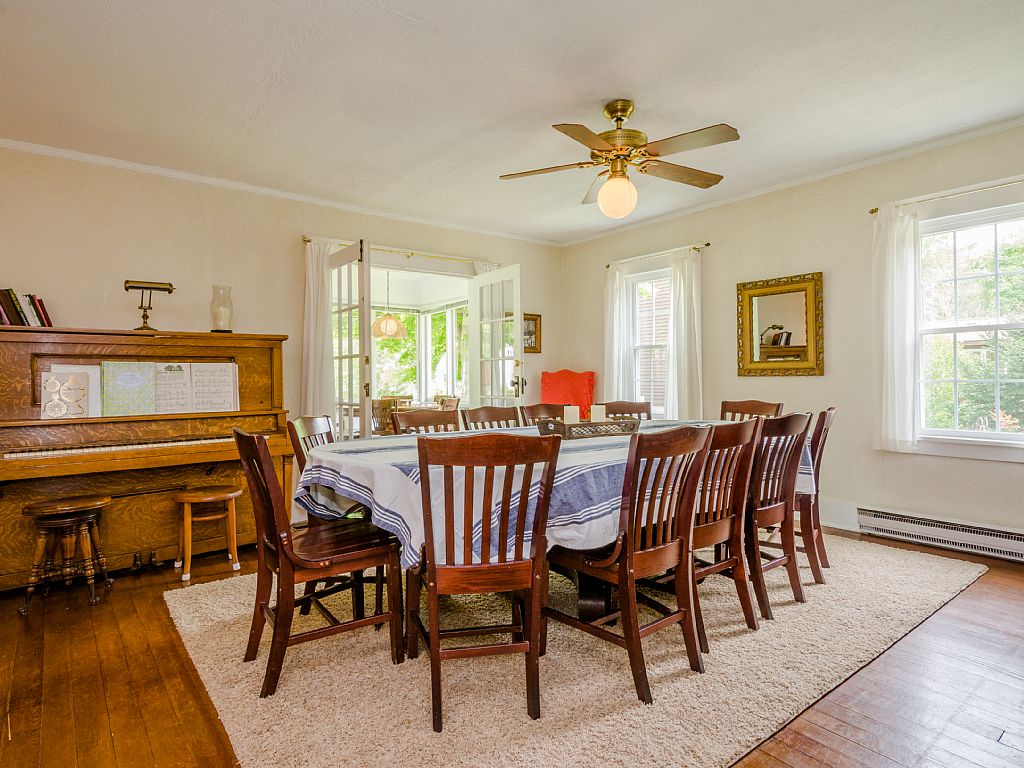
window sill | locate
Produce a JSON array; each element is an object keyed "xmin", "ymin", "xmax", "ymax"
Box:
[{"xmin": 911, "ymin": 434, "xmax": 1024, "ymax": 463}]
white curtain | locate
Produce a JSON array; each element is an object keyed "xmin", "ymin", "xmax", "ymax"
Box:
[
  {"xmin": 666, "ymin": 249, "xmax": 703, "ymax": 419},
  {"xmin": 872, "ymin": 204, "xmax": 918, "ymax": 451},
  {"xmin": 603, "ymin": 265, "xmax": 633, "ymax": 401},
  {"xmin": 301, "ymin": 237, "xmax": 338, "ymax": 420}
]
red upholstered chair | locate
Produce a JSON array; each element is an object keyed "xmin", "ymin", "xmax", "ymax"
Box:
[{"xmin": 540, "ymin": 370, "xmax": 596, "ymax": 418}]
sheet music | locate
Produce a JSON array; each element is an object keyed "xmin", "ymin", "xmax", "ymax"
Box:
[
  {"xmin": 191, "ymin": 362, "xmax": 238, "ymax": 412},
  {"xmin": 155, "ymin": 362, "xmax": 194, "ymax": 414}
]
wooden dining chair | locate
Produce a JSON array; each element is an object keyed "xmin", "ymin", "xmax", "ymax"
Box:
[
  {"xmin": 406, "ymin": 432, "xmax": 561, "ymax": 731},
  {"xmin": 520, "ymin": 403, "xmax": 566, "ymax": 425},
  {"xmin": 544, "ymin": 425, "xmax": 711, "ymax": 704},
  {"xmin": 391, "ymin": 408, "xmax": 460, "ymax": 434},
  {"xmin": 287, "ymin": 416, "xmax": 385, "ymax": 618},
  {"xmin": 439, "ymin": 397, "xmax": 460, "ymax": 411},
  {"xmin": 597, "ymin": 400, "xmax": 652, "ymax": 420},
  {"xmin": 370, "ymin": 399, "xmax": 397, "ymax": 435},
  {"xmin": 461, "ymin": 405, "xmax": 521, "ymax": 430},
  {"xmin": 233, "ymin": 428, "xmax": 404, "ymax": 697},
  {"xmin": 797, "ymin": 407, "xmax": 837, "ymax": 583},
  {"xmin": 720, "ymin": 399, "xmax": 783, "ymax": 421},
  {"xmin": 745, "ymin": 413, "xmax": 812, "ymax": 620}
]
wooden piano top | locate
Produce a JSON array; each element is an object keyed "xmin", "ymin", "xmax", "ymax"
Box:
[{"xmin": 0, "ymin": 327, "xmax": 293, "ymax": 481}]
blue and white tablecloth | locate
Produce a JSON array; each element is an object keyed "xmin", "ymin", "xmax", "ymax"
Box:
[{"xmin": 294, "ymin": 421, "xmax": 815, "ymax": 569}]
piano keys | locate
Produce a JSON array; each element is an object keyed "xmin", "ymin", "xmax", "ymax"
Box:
[{"xmin": 0, "ymin": 327, "xmax": 294, "ymax": 591}]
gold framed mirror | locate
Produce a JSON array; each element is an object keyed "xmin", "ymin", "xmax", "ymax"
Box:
[{"xmin": 737, "ymin": 272, "xmax": 823, "ymax": 376}]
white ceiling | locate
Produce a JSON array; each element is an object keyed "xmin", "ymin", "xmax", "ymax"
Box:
[
  {"xmin": 2, "ymin": 1, "xmax": 1023, "ymax": 243},
  {"xmin": 370, "ymin": 267, "xmax": 467, "ymax": 309}
]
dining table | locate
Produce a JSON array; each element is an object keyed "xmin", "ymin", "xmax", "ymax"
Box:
[{"xmin": 294, "ymin": 420, "xmax": 816, "ymax": 620}]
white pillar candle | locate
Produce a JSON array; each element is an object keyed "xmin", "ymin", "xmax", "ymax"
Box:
[
  {"xmin": 564, "ymin": 405, "xmax": 580, "ymax": 424},
  {"xmin": 590, "ymin": 404, "xmax": 606, "ymax": 422}
]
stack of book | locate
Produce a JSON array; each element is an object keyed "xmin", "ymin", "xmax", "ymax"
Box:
[
  {"xmin": 768, "ymin": 330, "xmax": 793, "ymax": 346},
  {"xmin": 0, "ymin": 289, "xmax": 53, "ymax": 326}
]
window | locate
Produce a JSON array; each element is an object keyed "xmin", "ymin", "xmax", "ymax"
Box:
[
  {"xmin": 630, "ymin": 270, "xmax": 671, "ymax": 418},
  {"xmin": 917, "ymin": 203, "xmax": 1024, "ymax": 442}
]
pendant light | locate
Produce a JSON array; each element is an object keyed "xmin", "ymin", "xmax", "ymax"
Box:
[
  {"xmin": 371, "ymin": 270, "xmax": 408, "ymax": 339},
  {"xmin": 597, "ymin": 158, "xmax": 638, "ymax": 220}
]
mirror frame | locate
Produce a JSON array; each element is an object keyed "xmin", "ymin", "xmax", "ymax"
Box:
[{"xmin": 737, "ymin": 271, "xmax": 824, "ymax": 376}]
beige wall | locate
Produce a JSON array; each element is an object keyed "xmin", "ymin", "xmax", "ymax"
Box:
[
  {"xmin": 0, "ymin": 147, "xmax": 564, "ymax": 411},
  {"xmin": 562, "ymin": 125, "xmax": 1024, "ymax": 532}
]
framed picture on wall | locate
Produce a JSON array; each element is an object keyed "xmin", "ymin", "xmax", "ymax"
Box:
[{"xmin": 523, "ymin": 313, "xmax": 541, "ymax": 353}]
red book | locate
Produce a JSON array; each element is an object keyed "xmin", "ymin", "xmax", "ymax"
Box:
[{"xmin": 31, "ymin": 295, "xmax": 53, "ymax": 327}]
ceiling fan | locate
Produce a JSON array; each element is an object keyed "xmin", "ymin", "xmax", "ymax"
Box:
[{"xmin": 499, "ymin": 99, "xmax": 739, "ymax": 219}]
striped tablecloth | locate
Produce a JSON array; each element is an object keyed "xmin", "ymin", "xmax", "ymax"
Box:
[{"xmin": 294, "ymin": 421, "xmax": 815, "ymax": 568}]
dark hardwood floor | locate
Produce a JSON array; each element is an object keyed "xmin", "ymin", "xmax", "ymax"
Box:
[{"xmin": 0, "ymin": 530, "xmax": 1020, "ymax": 768}]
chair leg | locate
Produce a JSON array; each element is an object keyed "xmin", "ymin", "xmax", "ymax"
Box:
[
  {"xmin": 782, "ymin": 512, "xmax": 806, "ymax": 604},
  {"xmin": 375, "ymin": 565, "xmax": 385, "ymax": 618},
  {"xmin": 692, "ymin": 579, "xmax": 709, "ymax": 654},
  {"xmin": 88, "ymin": 520, "xmax": 111, "ymax": 587},
  {"xmin": 260, "ymin": 576, "xmax": 295, "ymax": 698},
  {"xmin": 405, "ymin": 569, "xmax": 420, "ymax": 660},
  {"xmin": 181, "ymin": 503, "xmax": 193, "ymax": 582},
  {"xmin": 19, "ymin": 528, "xmax": 50, "ymax": 616},
  {"xmin": 78, "ymin": 523, "xmax": 99, "ymax": 605},
  {"xmin": 299, "ymin": 581, "xmax": 318, "ymax": 616},
  {"xmin": 511, "ymin": 595, "xmax": 524, "ymax": 643},
  {"xmin": 619, "ymin": 576, "xmax": 652, "ymax": 704},
  {"xmin": 174, "ymin": 516, "xmax": 184, "ymax": 568},
  {"xmin": 351, "ymin": 570, "xmax": 366, "ymax": 620},
  {"xmin": 539, "ymin": 559, "xmax": 550, "ymax": 657},
  {"xmin": 675, "ymin": 561, "xmax": 704, "ymax": 674},
  {"xmin": 226, "ymin": 498, "xmax": 240, "ymax": 571},
  {"xmin": 799, "ymin": 495, "xmax": 825, "ymax": 585},
  {"xmin": 386, "ymin": 553, "xmax": 404, "ymax": 665},
  {"xmin": 731, "ymin": 528, "xmax": 760, "ymax": 631},
  {"xmin": 244, "ymin": 564, "xmax": 273, "ymax": 663},
  {"xmin": 525, "ymin": 580, "xmax": 541, "ymax": 720},
  {"xmin": 427, "ymin": 590, "xmax": 444, "ymax": 732},
  {"xmin": 812, "ymin": 496, "xmax": 830, "ymax": 568},
  {"xmin": 60, "ymin": 525, "xmax": 76, "ymax": 585},
  {"xmin": 746, "ymin": 517, "xmax": 773, "ymax": 621}
]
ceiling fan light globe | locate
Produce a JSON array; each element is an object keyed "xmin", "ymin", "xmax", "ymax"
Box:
[
  {"xmin": 597, "ymin": 175, "xmax": 638, "ymax": 219},
  {"xmin": 371, "ymin": 313, "xmax": 407, "ymax": 339}
]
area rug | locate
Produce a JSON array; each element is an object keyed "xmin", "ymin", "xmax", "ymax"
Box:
[{"xmin": 164, "ymin": 535, "xmax": 986, "ymax": 768}]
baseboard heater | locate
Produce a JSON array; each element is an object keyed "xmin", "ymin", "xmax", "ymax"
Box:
[{"xmin": 857, "ymin": 508, "xmax": 1024, "ymax": 563}]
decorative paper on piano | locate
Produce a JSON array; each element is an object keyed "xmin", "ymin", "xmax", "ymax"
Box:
[
  {"xmin": 40, "ymin": 373, "xmax": 90, "ymax": 419},
  {"xmin": 48, "ymin": 364, "xmax": 102, "ymax": 417},
  {"xmin": 101, "ymin": 361, "xmax": 156, "ymax": 416}
]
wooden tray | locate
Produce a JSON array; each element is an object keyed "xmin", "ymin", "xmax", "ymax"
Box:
[{"xmin": 535, "ymin": 417, "xmax": 640, "ymax": 439}]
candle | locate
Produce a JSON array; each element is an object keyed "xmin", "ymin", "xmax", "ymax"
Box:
[
  {"xmin": 590, "ymin": 404, "xmax": 606, "ymax": 422},
  {"xmin": 564, "ymin": 405, "xmax": 580, "ymax": 424}
]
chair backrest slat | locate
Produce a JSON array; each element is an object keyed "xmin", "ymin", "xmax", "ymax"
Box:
[
  {"xmin": 462, "ymin": 405, "xmax": 521, "ymax": 430},
  {"xmin": 393, "ymin": 408, "xmax": 461, "ymax": 434},
  {"xmin": 750, "ymin": 414, "xmax": 812, "ymax": 509},
  {"xmin": 417, "ymin": 434, "xmax": 560, "ymax": 570},
  {"xmin": 440, "ymin": 397, "xmax": 460, "ymax": 411},
  {"xmin": 520, "ymin": 403, "xmax": 567, "ymax": 426},
  {"xmin": 233, "ymin": 428, "xmax": 292, "ymax": 562},
  {"xmin": 598, "ymin": 400, "xmax": 652, "ymax": 420},
  {"xmin": 720, "ymin": 399, "xmax": 783, "ymax": 421},
  {"xmin": 617, "ymin": 425, "xmax": 710, "ymax": 558},
  {"xmin": 696, "ymin": 420, "xmax": 760, "ymax": 527},
  {"xmin": 288, "ymin": 415, "xmax": 335, "ymax": 474}
]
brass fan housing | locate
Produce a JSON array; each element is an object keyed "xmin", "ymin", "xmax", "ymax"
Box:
[
  {"xmin": 598, "ymin": 127, "xmax": 648, "ymax": 149},
  {"xmin": 603, "ymin": 98, "xmax": 635, "ymax": 124}
]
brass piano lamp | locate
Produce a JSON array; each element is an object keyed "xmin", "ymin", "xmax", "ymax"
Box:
[{"xmin": 124, "ymin": 280, "xmax": 174, "ymax": 331}]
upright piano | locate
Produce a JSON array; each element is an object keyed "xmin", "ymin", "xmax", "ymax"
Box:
[{"xmin": 0, "ymin": 327, "xmax": 293, "ymax": 591}]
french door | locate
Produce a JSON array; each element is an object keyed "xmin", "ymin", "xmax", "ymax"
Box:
[
  {"xmin": 468, "ymin": 264, "xmax": 524, "ymax": 408},
  {"xmin": 331, "ymin": 240, "xmax": 372, "ymax": 438}
]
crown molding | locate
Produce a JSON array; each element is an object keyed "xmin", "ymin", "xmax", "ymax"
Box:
[{"xmin": 0, "ymin": 137, "xmax": 561, "ymax": 248}]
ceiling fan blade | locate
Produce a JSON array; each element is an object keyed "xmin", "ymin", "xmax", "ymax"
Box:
[
  {"xmin": 499, "ymin": 161, "xmax": 597, "ymax": 180},
  {"xmin": 581, "ymin": 171, "xmax": 609, "ymax": 204},
  {"xmin": 552, "ymin": 123, "xmax": 614, "ymax": 152},
  {"xmin": 644, "ymin": 123, "xmax": 739, "ymax": 157},
  {"xmin": 640, "ymin": 160, "xmax": 723, "ymax": 189}
]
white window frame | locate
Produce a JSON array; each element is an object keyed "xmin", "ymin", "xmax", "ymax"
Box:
[
  {"xmin": 627, "ymin": 268, "xmax": 671, "ymax": 419},
  {"xmin": 914, "ymin": 201, "xmax": 1024, "ymax": 461}
]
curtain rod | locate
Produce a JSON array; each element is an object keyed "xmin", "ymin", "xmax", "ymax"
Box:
[
  {"xmin": 868, "ymin": 178, "xmax": 1024, "ymax": 214},
  {"xmin": 605, "ymin": 242, "xmax": 710, "ymax": 269},
  {"xmin": 301, "ymin": 236, "xmax": 500, "ymax": 267}
]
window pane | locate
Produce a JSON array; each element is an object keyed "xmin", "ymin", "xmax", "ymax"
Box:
[
  {"xmin": 635, "ymin": 347, "xmax": 667, "ymax": 416},
  {"xmin": 998, "ymin": 219, "xmax": 1024, "ymax": 272},
  {"xmin": 922, "ymin": 382, "xmax": 954, "ymax": 429},
  {"xmin": 921, "ymin": 232, "xmax": 954, "ymax": 282},
  {"xmin": 430, "ymin": 312, "xmax": 448, "ymax": 397},
  {"xmin": 998, "ymin": 382, "xmax": 1024, "ymax": 433},
  {"xmin": 921, "ymin": 333, "xmax": 953, "ymax": 380},
  {"xmin": 999, "ymin": 272, "xmax": 1024, "ymax": 323},
  {"xmin": 454, "ymin": 306, "xmax": 468, "ymax": 397},
  {"xmin": 998, "ymin": 329, "xmax": 1024, "ymax": 380},
  {"xmin": 955, "ymin": 225, "xmax": 995, "ymax": 277},
  {"xmin": 922, "ymin": 280, "xmax": 954, "ymax": 326},
  {"xmin": 635, "ymin": 281, "xmax": 655, "ymax": 345},
  {"xmin": 957, "ymin": 381, "xmax": 996, "ymax": 431},
  {"xmin": 956, "ymin": 276, "xmax": 996, "ymax": 325},
  {"xmin": 956, "ymin": 330, "xmax": 995, "ymax": 380}
]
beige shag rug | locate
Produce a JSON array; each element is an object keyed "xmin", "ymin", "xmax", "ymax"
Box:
[{"xmin": 165, "ymin": 535, "xmax": 985, "ymax": 768}]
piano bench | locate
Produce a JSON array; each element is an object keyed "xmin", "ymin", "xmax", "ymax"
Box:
[
  {"xmin": 18, "ymin": 494, "xmax": 113, "ymax": 616},
  {"xmin": 172, "ymin": 485, "xmax": 245, "ymax": 582}
]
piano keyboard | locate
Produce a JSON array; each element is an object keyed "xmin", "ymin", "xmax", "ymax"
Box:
[{"xmin": 3, "ymin": 436, "xmax": 235, "ymax": 460}]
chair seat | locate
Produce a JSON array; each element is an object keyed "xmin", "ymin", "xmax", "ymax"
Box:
[
  {"xmin": 291, "ymin": 519, "xmax": 397, "ymax": 563},
  {"xmin": 172, "ymin": 484, "xmax": 243, "ymax": 504},
  {"xmin": 548, "ymin": 543, "xmax": 619, "ymax": 579},
  {"xmin": 23, "ymin": 494, "xmax": 111, "ymax": 517}
]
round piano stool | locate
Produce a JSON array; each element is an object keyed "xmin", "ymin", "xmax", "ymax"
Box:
[
  {"xmin": 18, "ymin": 494, "xmax": 113, "ymax": 616},
  {"xmin": 172, "ymin": 485, "xmax": 244, "ymax": 582}
]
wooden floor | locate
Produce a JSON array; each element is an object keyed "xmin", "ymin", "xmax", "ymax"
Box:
[{"xmin": 0, "ymin": 532, "xmax": 1021, "ymax": 768}]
